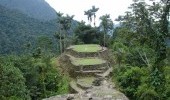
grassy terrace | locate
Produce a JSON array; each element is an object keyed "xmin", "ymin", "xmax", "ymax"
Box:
[
  {"xmin": 77, "ymin": 77, "xmax": 95, "ymax": 88},
  {"xmin": 71, "ymin": 44, "xmax": 102, "ymax": 52},
  {"xmin": 71, "ymin": 58, "xmax": 106, "ymax": 66}
]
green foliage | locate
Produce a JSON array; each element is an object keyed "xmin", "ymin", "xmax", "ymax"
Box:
[
  {"xmin": 164, "ymin": 66, "xmax": 170, "ymax": 99},
  {"xmin": 112, "ymin": 42, "xmax": 128, "ymax": 66},
  {"xmin": 0, "ymin": 54, "xmax": 69, "ymax": 100},
  {"xmin": 113, "ymin": 0, "xmax": 169, "ymax": 99},
  {"xmin": 37, "ymin": 36, "xmax": 53, "ymax": 51},
  {"xmin": 0, "ymin": 5, "xmax": 58, "ymax": 54},
  {"xmin": 149, "ymin": 68, "xmax": 166, "ymax": 93},
  {"xmin": 0, "ymin": 0, "xmax": 57, "ymax": 21},
  {"xmin": 0, "ymin": 5, "xmax": 78, "ymax": 55},
  {"xmin": 116, "ymin": 67, "xmax": 146, "ymax": 99},
  {"xmin": 100, "ymin": 14, "xmax": 113, "ymax": 47},
  {"xmin": 0, "ymin": 57, "xmax": 30, "ymax": 100},
  {"xmin": 84, "ymin": 6, "xmax": 99, "ymax": 26},
  {"xmin": 126, "ymin": 45, "xmax": 156, "ymax": 68},
  {"xmin": 74, "ymin": 22, "xmax": 102, "ymax": 44},
  {"xmin": 165, "ymin": 47, "xmax": 170, "ymax": 66},
  {"xmin": 56, "ymin": 12, "xmax": 75, "ymax": 53},
  {"xmin": 165, "ymin": 86, "xmax": 170, "ymax": 99},
  {"xmin": 137, "ymin": 84, "xmax": 160, "ymax": 100},
  {"xmin": 57, "ymin": 76, "xmax": 69, "ymax": 94}
]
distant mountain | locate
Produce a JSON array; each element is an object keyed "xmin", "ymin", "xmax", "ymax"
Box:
[
  {"xmin": 0, "ymin": 5, "xmax": 58, "ymax": 54},
  {"xmin": 0, "ymin": 0, "xmax": 57, "ymax": 21},
  {"xmin": 0, "ymin": 4, "xmax": 78, "ymax": 54},
  {"xmin": 0, "ymin": 0, "xmax": 78, "ymax": 54}
]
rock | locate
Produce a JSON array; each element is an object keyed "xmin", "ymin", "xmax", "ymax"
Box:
[
  {"xmin": 103, "ymin": 95, "xmax": 112, "ymax": 100},
  {"xmin": 92, "ymin": 78, "xmax": 102, "ymax": 86},
  {"xmin": 67, "ymin": 94, "xmax": 74, "ymax": 100}
]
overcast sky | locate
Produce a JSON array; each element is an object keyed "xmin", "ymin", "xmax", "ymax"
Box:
[{"xmin": 45, "ymin": 0, "xmax": 133, "ymax": 26}]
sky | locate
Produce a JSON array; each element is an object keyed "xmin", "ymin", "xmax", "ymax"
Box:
[{"xmin": 45, "ymin": 0, "xmax": 133, "ymax": 26}]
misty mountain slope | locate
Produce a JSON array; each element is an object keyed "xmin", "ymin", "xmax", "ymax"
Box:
[
  {"xmin": 0, "ymin": 0, "xmax": 57, "ymax": 21},
  {"xmin": 0, "ymin": 5, "xmax": 58, "ymax": 54}
]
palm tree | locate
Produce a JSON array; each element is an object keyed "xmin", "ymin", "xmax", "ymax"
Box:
[
  {"xmin": 84, "ymin": 6, "xmax": 99, "ymax": 26},
  {"xmin": 84, "ymin": 10, "xmax": 93, "ymax": 25},
  {"xmin": 56, "ymin": 12, "xmax": 74, "ymax": 52},
  {"xmin": 61, "ymin": 14, "xmax": 74, "ymax": 50},
  {"xmin": 91, "ymin": 6, "xmax": 99, "ymax": 27},
  {"xmin": 100, "ymin": 14, "xmax": 113, "ymax": 47},
  {"xmin": 56, "ymin": 12, "xmax": 63, "ymax": 54}
]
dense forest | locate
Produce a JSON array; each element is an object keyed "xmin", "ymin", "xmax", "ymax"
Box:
[
  {"xmin": 0, "ymin": 5, "xmax": 77, "ymax": 54},
  {"xmin": 0, "ymin": 0, "xmax": 170, "ymax": 100},
  {"xmin": 0, "ymin": 0, "xmax": 57, "ymax": 21},
  {"xmin": 0, "ymin": 5, "xmax": 58, "ymax": 54}
]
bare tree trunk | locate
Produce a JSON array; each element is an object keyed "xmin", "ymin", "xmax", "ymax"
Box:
[
  {"xmin": 94, "ymin": 16, "xmax": 96, "ymax": 27},
  {"xmin": 63, "ymin": 31, "xmax": 66, "ymax": 52},
  {"xmin": 104, "ymin": 29, "xmax": 106, "ymax": 47},
  {"xmin": 137, "ymin": 50, "xmax": 151, "ymax": 68},
  {"xmin": 59, "ymin": 24, "xmax": 62, "ymax": 54},
  {"xmin": 104, "ymin": 33, "xmax": 105, "ymax": 47}
]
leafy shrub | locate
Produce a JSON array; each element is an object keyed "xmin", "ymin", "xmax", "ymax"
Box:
[
  {"xmin": 116, "ymin": 67, "xmax": 146, "ymax": 99},
  {"xmin": 126, "ymin": 46, "xmax": 156, "ymax": 67},
  {"xmin": 164, "ymin": 66, "xmax": 170, "ymax": 99},
  {"xmin": 112, "ymin": 42, "xmax": 129, "ymax": 66},
  {"xmin": 0, "ymin": 58, "xmax": 30, "ymax": 100},
  {"xmin": 0, "ymin": 55, "xmax": 69, "ymax": 100},
  {"xmin": 136, "ymin": 84, "xmax": 160, "ymax": 100}
]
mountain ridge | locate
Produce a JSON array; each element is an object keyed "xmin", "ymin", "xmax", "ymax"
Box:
[
  {"xmin": 0, "ymin": 0, "xmax": 57, "ymax": 21},
  {"xmin": 0, "ymin": 5, "xmax": 58, "ymax": 54}
]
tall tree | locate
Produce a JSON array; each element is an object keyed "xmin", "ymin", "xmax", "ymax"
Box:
[
  {"xmin": 74, "ymin": 21, "xmax": 101, "ymax": 44},
  {"xmin": 84, "ymin": 6, "xmax": 99, "ymax": 26},
  {"xmin": 56, "ymin": 12, "xmax": 64, "ymax": 54},
  {"xmin": 91, "ymin": 6, "xmax": 99, "ymax": 27},
  {"xmin": 55, "ymin": 12, "xmax": 74, "ymax": 52},
  {"xmin": 115, "ymin": 0, "xmax": 170, "ymax": 96},
  {"xmin": 61, "ymin": 14, "xmax": 74, "ymax": 50},
  {"xmin": 100, "ymin": 14, "xmax": 113, "ymax": 47},
  {"xmin": 151, "ymin": 0, "xmax": 170, "ymax": 93},
  {"xmin": 84, "ymin": 10, "xmax": 93, "ymax": 25}
]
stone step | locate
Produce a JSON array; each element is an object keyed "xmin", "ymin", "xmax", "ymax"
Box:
[
  {"xmin": 95, "ymin": 67, "xmax": 113, "ymax": 77},
  {"xmin": 75, "ymin": 70, "xmax": 104, "ymax": 73},
  {"xmin": 70, "ymin": 80, "xmax": 85, "ymax": 93},
  {"xmin": 76, "ymin": 77, "xmax": 95, "ymax": 90}
]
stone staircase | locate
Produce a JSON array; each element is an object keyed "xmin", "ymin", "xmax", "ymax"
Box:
[
  {"xmin": 43, "ymin": 45, "xmax": 128, "ymax": 100},
  {"xmin": 70, "ymin": 80, "xmax": 85, "ymax": 93},
  {"xmin": 95, "ymin": 67, "xmax": 113, "ymax": 78}
]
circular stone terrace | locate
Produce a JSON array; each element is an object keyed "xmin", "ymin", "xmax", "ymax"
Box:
[
  {"xmin": 71, "ymin": 58, "xmax": 106, "ymax": 66},
  {"xmin": 68, "ymin": 44, "xmax": 103, "ymax": 53},
  {"xmin": 65, "ymin": 54, "xmax": 108, "ymax": 73},
  {"xmin": 66, "ymin": 44, "xmax": 107, "ymax": 58},
  {"xmin": 65, "ymin": 44, "xmax": 108, "ymax": 74}
]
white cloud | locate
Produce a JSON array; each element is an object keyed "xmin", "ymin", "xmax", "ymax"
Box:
[{"xmin": 45, "ymin": 0, "xmax": 133, "ymax": 26}]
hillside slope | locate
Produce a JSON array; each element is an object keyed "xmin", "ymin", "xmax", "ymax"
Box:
[
  {"xmin": 0, "ymin": 5, "xmax": 58, "ymax": 54},
  {"xmin": 0, "ymin": 0, "xmax": 57, "ymax": 21}
]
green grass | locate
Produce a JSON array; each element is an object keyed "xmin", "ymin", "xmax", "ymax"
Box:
[
  {"xmin": 72, "ymin": 58, "xmax": 106, "ymax": 66},
  {"xmin": 50, "ymin": 57, "xmax": 60, "ymax": 67},
  {"xmin": 72, "ymin": 44, "xmax": 102, "ymax": 52},
  {"xmin": 77, "ymin": 77, "xmax": 95, "ymax": 87}
]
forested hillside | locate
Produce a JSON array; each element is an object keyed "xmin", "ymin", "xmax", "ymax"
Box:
[
  {"xmin": 0, "ymin": 4, "xmax": 78, "ymax": 54},
  {"xmin": 0, "ymin": 0, "xmax": 57, "ymax": 21},
  {"xmin": 0, "ymin": 5, "xmax": 58, "ymax": 54}
]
